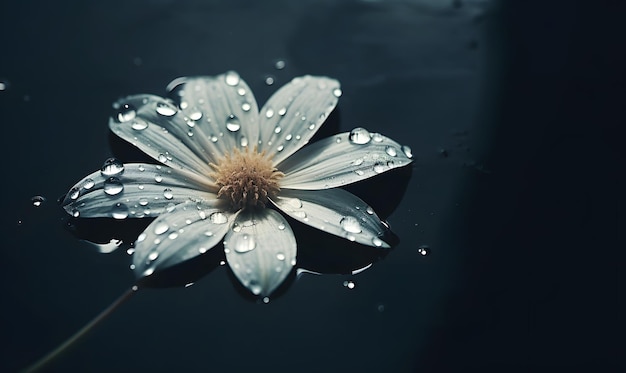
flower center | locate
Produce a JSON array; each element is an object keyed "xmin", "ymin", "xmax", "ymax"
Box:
[{"xmin": 209, "ymin": 147, "xmax": 283, "ymax": 209}]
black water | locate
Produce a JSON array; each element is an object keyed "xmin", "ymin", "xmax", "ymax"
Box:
[{"xmin": 1, "ymin": 1, "xmax": 622, "ymax": 372}]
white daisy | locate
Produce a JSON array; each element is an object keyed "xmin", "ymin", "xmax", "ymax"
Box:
[{"xmin": 62, "ymin": 71, "xmax": 413, "ymax": 296}]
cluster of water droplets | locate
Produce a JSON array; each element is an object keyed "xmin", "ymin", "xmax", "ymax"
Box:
[{"xmin": 346, "ymin": 127, "xmax": 413, "ymax": 177}]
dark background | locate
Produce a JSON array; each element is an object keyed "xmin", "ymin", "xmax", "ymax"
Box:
[{"xmin": 0, "ymin": 0, "xmax": 622, "ymax": 372}]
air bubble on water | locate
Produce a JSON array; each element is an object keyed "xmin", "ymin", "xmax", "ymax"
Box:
[
  {"xmin": 343, "ymin": 280, "xmax": 356, "ymax": 289},
  {"xmin": 31, "ymin": 195, "xmax": 46, "ymax": 207},
  {"xmin": 417, "ymin": 245, "xmax": 430, "ymax": 256},
  {"xmin": 101, "ymin": 158, "xmax": 125, "ymax": 177},
  {"xmin": 349, "ymin": 128, "xmax": 371, "ymax": 145},
  {"xmin": 264, "ymin": 75, "xmax": 275, "ymax": 86},
  {"xmin": 274, "ymin": 60, "xmax": 286, "ymax": 70}
]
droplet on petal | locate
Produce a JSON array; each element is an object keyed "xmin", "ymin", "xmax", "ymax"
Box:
[
  {"xmin": 100, "ymin": 158, "xmax": 125, "ymax": 177},
  {"xmin": 226, "ymin": 115, "xmax": 241, "ymax": 132},
  {"xmin": 116, "ymin": 103, "xmax": 136, "ymax": 123},
  {"xmin": 340, "ymin": 216, "xmax": 362, "ymax": 234},
  {"xmin": 349, "ymin": 128, "xmax": 371, "ymax": 145},
  {"xmin": 103, "ymin": 177, "xmax": 124, "ymax": 195}
]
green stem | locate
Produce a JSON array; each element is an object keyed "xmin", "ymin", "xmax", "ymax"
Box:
[{"xmin": 22, "ymin": 285, "xmax": 139, "ymax": 373}]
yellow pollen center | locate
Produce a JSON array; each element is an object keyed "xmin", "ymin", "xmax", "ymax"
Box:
[{"xmin": 209, "ymin": 147, "xmax": 283, "ymax": 209}]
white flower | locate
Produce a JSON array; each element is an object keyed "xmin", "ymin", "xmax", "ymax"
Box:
[{"xmin": 62, "ymin": 72, "xmax": 413, "ymax": 296}]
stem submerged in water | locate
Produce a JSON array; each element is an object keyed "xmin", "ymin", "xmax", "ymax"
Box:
[{"xmin": 22, "ymin": 285, "xmax": 139, "ymax": 373}]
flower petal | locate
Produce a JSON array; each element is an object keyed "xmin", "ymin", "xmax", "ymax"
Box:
[
  {"xmin": 133, "ymin": 201, "xmax": 233, "ymax": 278},
  {"xmin": 166, "ymin": 72, "xmax": 260, "ymax": 156},
  {"xmin": 110, "ymin": 94, "xmax": 219, "ymax": 174},
  {"xmin": 258, "ymin": 75, "xmax": 341, "ymax": 165},
  {"xmin": 224, "ymin": 208, "xmax": 296, "ymax": 296},
  {"xmin": 62, "ymin": 163, "xmax": 218, "ymax": 219},
  {"xmin": 278, "ymin": 130, "xmax": 413, "ymax": 190},
  {"xmin": 271, "ymin": 188, "xmax": 391, "ymax": 248}
]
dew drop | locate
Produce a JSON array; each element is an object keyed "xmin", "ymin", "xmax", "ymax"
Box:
[
  {"xmin": 163, "ymin": 188, "xmax": 173, "ymax": 200},
  {"xmin": 100, "ymin": 158, "xmax": 125, "ymax": 176},
  {"xmin": 137, "ymin": 233, "xmax": 146, "ymax": 242},
  {"xmin": 274, "ymin": 60, "xmax": 286, "ymax": 70},
  {"xmin": 168, "ymin": 232, "xmax": 179, "ymax": 240},
  {"xmin": 240, "ymin": 136, "xmax": 249, "ymax": 147},
  {"xmin": 349, "ymin": 127, "xmax": 371, "ymax": 145},
  {"xmin": 71, "ymin": 208, "xmax": 80, "ymax": 217},
  {"xmin": 366, "ymin": 206, "xmax": 375, "ymax": 215},
  {"xmin": 199, "ymin": 247, "xmax": 208, "ymax": 254},
  {"xmin": 286, "ymin": 198, "xmax": 302, "ymax": 209},
  {"xmin": 276, "ymin": 253, "xmax": 286, "ymax": 261},
  {"xmin": 417, "ymin": 245, "xmax": 430, "ymax": 256},
  {"xmin": 372, "ymin": 237, "xmax": 383, "ymax": 247},
  {"xmin": 103, "ymin": 177, "xmax": 124, "ymax": 195},
  {"xmin": 293, "ymin": 211, "xmax": 307, "ymax": 219},
  {"xmin": 277, "ymin": 223, "xmax": 285, "ymax": 230},
  {"xmin": 153, "ymin": 222, "xmax": 169, "ymax": 235},
  {"xmin": 31, "ymin": 195, "xmax": 46, "ymax": 207},
  {"xmin": 209, "ymin": 211, "xmax": 228, "ymax": 224},
  {"xmin": 241, "ymin": 102, "xmax": 251, "ymax": 112},
  {"xmin": 131, "ymin": 118, "xmax": 149, "ymax": 131},
  {"xmin": 371, "ymin": 133, "xmax": 384, "ymax": 143},
  {"xmin": 333, "ymin": 88, "xmax": 343, "ymax": 97},
  {"xmin": 157, "ymin": 153, "xmax": 168, "ymax": 163},
  {"xmin": 225, "ymin": 71, "xmax": 240, "ymax": 86},
  {"xmin": 112, "ymin": 203, "xmax": 129, "ymax": 219},
  {"xmin": 82, "ymin": 178, "xmax": 95, "ymax": 190},
  {"xmin": 250, "ymin": 281, "xmax": 263, "ymax": 296},
  {"xmin": 116, "ymin": 103, "xmax": 136, "ymax": 123},
  {"xmin": 265, "ymin": 108, "xmax": 274, "ymax": 118},
  {"xmin": 401, "ymin": 145, "xmax": 413, "ymax": 158},
  {"xmin": 69, "ymin": 188, "xmax": 80, "ymax": 200},
  {"xmin": 373, "ymin": 162, "xmax": 386, "ymax": 174},
  {"xmin": 278, "ymin": 107, "xmax": 287, "ymax": 116},
  {"xmin": 262, "ymin": 296, "xmax": 270, "ymax": 304},
  {"xmin": 340, "ymin": 216, "xmax": 362, "ymax": 234},
  {"xmin": 148, "ymin": 251, "xmax": 159, "ymax": 261},
  {"xmin": 188, "ymin": 107, "xmax": 203, "ymax": 121},
  {"xmin": 343, "ymin": 280, "xmax": 355, "ymax": 289},
  {"xmin": 264, "ymin": 75, "xmax": 275, "ymax": 86},
  {"xmin": 154, "ymin": 174, "xmax": 163, "ymax": 183},
  {"xmin": 226, "ymin": 114, "xmax": 241, "ymax": 132},
  {"xmin": 156, "ymin": 101, "xmax": 177, "ymax": 116},
  {"xmin": 385, "ymin": 146, "xmax": 398, "ymax": 157},
  {"xmin": 233, "ymin": 233, "xmax": 256, "ymax": 253}
]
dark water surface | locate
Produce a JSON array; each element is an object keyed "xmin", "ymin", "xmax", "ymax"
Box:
[{"xmin": 1, "ymin": 1, "xmax": 622, "ymax": 372}]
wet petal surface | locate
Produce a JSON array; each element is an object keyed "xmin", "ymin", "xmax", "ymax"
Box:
[
  {"xmin": 133, "ymin": 201, "xmax": 233, "ymax": 278},
  {"xmin": 271, "ymin": 188, "xmax": 390, "ymax": 248},
  {"xmin": 224, "ymin": 208, "xmax": 297, "ymax": 296},
  {"xmin": 62, "ymin": 163, "xmax": 218, "ymax": 219},
  {"xmin": 258, "ymin": 75, "xmax": 341, "ymax": 165},
  {"xmin": 278, "ymin": 130, "xmax": 413, "ymax": 190}
]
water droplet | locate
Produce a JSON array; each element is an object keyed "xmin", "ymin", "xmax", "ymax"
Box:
[
  {"xmin": 31, "ymin": 195, "xmax": 46, "ymax": 207},
  {"xmin": 100, "ymin": 158, "xmax": 125, "ymax": 176},
  {"xmin": 240, "ymin": 136, "xmax": 248, "ymax": 147},
  {"xmin": 274, "ymin": 126, "xmax": 282, "ymax": 134},
  {"xmin": 372, "ymin": 237, "xmax": 383, "ymax": 247},
  {"xmin": 209, "ymin": 211, "xmax": 228, "ymax": 224},
  {"xmin": 154, "ymin": 174, "xmax": 163, "ymax": 183},
  {"xmin": 225, "ymin": 71, "xmax": 240, "ymax": 86},
  {"xmin": 199, "ymin": 247, "xmax": 208, "ymax": 254},
  {"xmin": 137, "ymin": 232, "xmax": 146, "ymax": 242},
  {"xmin": 373, "ymin": 162, "xmax": 386, "ymax": 174},
  {"xmin": 340, "ymin": 216, "xmax": 362, "ymax": 234},
  {"xmin": 349, "ymin": 128, "xmax": 371, "ymax": 145},
  {"xmin": 351, "ymin": 158, "xmax": 364, "ymax": 166},
  {"xmin": 333, "ymin": 88, "xmax": 342, "ymax": 97},
  {"xmin": 153, "ymin": 222, "xmax": 169, "ymax": 235},
  {"xmin": 116, "ymin": 103, "xmax": 136, "ymax": 123},
  {"xmin": 343, "ymin": 280, "xmax": 355, "ymax": 289},
  {"xmin": 188, "ymin": 107, "xmax": 202, "ymax": 121},
  {"xmin": 366, "ymin": 206, "xmax": 374, "ymax": 215},
  {"xmin": 103, "ymin": 177, "xmax": 124, "ymax": 195},
  {"xmin": 265, "ymin": 108, "xmax": 274, "ymax": 118},
  {"xmin": 278, "ymin": 107, "xmax": 287, "ymax": 116},
  {"xmin": 262, "ymin": 296, "xmax": 270, "ymax": 304},
  {"xmin": 293, "ymin": 211, "xmax": 307, "ymax": 219},
  {"xmin": 0, "ymin": 80, "xmax": 8, "ymax": 91},
  {"xmin": 277, "ymin": 223, "xmax": 285, "ymax": 230},
  {"xmin": 417, "ymin": 245, "xmax": 430, "ymax": 256},
  {"xmin": 249, "ymin": 281, "xmax": 263, "ymax": 295},
  {"xmin": 265, "ymin": 75, "xmax": 275, "ymax": 86},
  {"xmin": 226, "ymin": 115, "xmax": 241, "ymax": 132},
  {"xmin": 377, "ymin": 304, "xmax": 385, "ymax": 312},
  {"xmin": 308, "ymin": 123, "xmax": 316, "ymax": 131},
  {"xmin": 168, "ymin": 232, "xmax": 179, "ymax": 240},
  {"xmin": 385, "ymin": 146, "xmax": 397, "ymax": 157},
  {"xmin": 241, "ymin": 102, "xmax": 251, "ymax": 112},
  {"xmin": 233, "ymin": 233, "xmax": 256, "ymax": 253},
  {"xmin": 156, "ymin": 101, "xmax": 177, "ymax": 116},
  {"xmin": 401, "ymin": 145, "xmax": 413, "ymax": 158},
  {"xmin": 163, "ymin": 188, "xmax": 173, "ymax": 200},
  {"xmin": 148, "ymin": 251, "xmax": 159, "ymax": 261},
  {"xmin": 286, "ymin": 198, "xmax": 302, "ymax": 209},
  {"xmin": 165, "ymin": 203, "xmax": 176, "ymax": 212},
  {"xmin": 82, "ymin": 178, "xmax": 95, "ymax": 189},
  {"xmin": 131, "ymin": 118, "xmax": 149, "ymax": 131},
  {"xmin": 71, "ymin": 208, "xmax": 80, "ymax": 217},
  {"xmin": 276, "ymin": 253, "xmax": 286, "ymax": 261},
  {"xmin": 274, "ymin": 60, "xmax": 286, "ymax": 70},
  {"xmin": 371, "ymin": 133, "xmax": 384, "ymax": 143},
  {"xmin": 112, "ymin": 203, "xmax": 129, "ymax": 219},
  {"xmin": 158, "ymin": 153, "xmax": 168, "ymax": 163}
]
